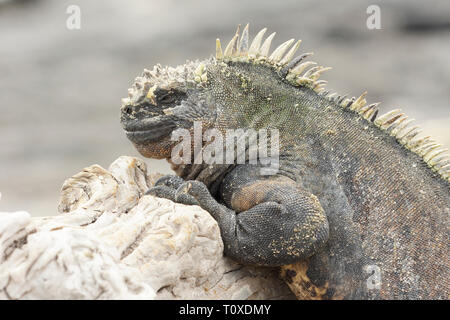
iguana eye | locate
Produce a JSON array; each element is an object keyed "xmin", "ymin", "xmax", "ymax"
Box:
[{"xmin": 158, "ymin": 92, "xmax": 175, "ymax": 104}]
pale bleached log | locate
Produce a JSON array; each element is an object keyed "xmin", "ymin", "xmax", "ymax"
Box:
[{"xmin": 0, "ymin": 156, "xmax": 294, "ymax": 300}]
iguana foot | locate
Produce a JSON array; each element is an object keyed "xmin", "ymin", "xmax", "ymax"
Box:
[
  {"xmin": 145, "ymin": 175, "xmax": 177, "ymax": 203},
  {"xmin": 146, "ymin": 174, "xmax": 200, "ymax": 206},
  {"xmin": 147, "ymin": 174, "xmax": 227, "ymax": 209},
  {"xmin": 174, "ymin": 180, "xmax": 233, "ymax": 215}
]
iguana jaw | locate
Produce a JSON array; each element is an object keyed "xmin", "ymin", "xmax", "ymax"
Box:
[
  {"xmin": 123, "ymin": 115, "xmax": 177, "ymax": 143},
  {"xmin": 120, "ymin": 109, "xmax": 177, "ymax": 158}
]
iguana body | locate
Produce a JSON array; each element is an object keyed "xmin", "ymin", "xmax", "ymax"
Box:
[{"xmin": 120, "ymin": 25, "xmax": 449, "ymax": 299}]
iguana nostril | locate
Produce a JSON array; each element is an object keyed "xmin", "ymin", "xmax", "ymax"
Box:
[{"xmin": 124, "ymin": 106, "xmax": 133, "ymax": 115}]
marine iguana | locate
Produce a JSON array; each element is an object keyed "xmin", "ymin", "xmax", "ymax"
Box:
[{"xmin": 120, "ymin": 25, "xmax": 449, "ymax": 299}]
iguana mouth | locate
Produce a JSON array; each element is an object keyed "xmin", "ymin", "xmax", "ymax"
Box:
[{"xmin": 123, "ymin": 116, "xmax": 176, "ymax": 143}]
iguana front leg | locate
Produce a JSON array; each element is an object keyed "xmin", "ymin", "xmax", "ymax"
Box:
[{"xmin": 147, "ymin": 165, "xmax": 329, "ymax": 267}]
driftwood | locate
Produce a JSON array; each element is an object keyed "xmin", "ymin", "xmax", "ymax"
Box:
[{"xmin": 0, "ymin": 156, "xmax": 294, "ymax": 300}]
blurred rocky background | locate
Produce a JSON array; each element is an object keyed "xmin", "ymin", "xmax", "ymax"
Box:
[{"xmin": 0, "ymin": 0, "xmax": 449, "ymax": 216}]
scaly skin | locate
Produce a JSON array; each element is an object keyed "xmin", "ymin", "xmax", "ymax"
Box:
[{"xmin": 120, "ymin": 25, "xmax": 449, "ymax": 299}]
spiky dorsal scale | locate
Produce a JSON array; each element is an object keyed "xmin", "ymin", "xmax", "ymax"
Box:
[
  {"xmin": 279, "ymin": 40, "xmax": 302, "ymax": 65},
  {"xmin": 259, "ymin": 32, "xmax": 276, "ymax": 57}
]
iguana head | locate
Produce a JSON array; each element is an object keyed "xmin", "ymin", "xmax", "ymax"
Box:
[
  {"xmin": 120, "ymin": 24, "xmax": 331, "ymax": 161},
  {"xmin": 120, "ymin": 59, "xmax": 216, "ymax": 158}
]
